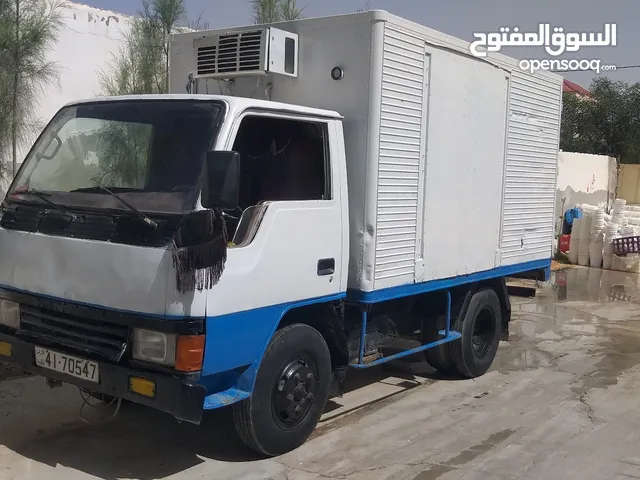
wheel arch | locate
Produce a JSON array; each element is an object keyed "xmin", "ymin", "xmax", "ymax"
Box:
[
  {"xmin": 233, "ymin": 293, "xmax": 347, "ymax": 395},
  {"xmin": 416, "ymin": 277, "xmax": 511, "ymax": 336},
  {"xmin": 276, "ymin": 300, "xmax": 349, "ymax": 398}
]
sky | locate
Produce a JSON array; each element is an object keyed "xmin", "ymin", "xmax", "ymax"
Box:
[{"xmin": 80, "ymin": 0, "xmax": 640, "ymax": 87}]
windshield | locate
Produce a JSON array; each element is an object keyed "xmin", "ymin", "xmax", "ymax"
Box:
[{"xmin": 8, "ymin": 100, "xmax": 224, "ymax": 214}]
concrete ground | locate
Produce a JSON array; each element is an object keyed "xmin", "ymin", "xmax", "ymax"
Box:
[{"xmin": 2, "ymin": 266, "xmax": 640, "ymax": 479}]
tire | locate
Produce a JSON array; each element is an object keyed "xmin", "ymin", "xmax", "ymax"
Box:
[
  {"xmin": 233, "ymin": 323, "xmax": 331, "ymax": 456},
  {"xmin": 449, "ymin": 288, "xmax": 502, "ymax": 378},
  {"xmin": 87, "ymin": 392, "xmax": 119, "ymax": 404},
  {"xmin": 422, "ymin": 313, "xmax": 455, "ymax": 373}
]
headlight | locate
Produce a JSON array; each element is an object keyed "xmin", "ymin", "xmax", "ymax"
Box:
[
  {"xmin": 132, "ymin": 329, "xmax": 176, "ymax": 365},
  {"xmin": 0, "ymin": 300, "xmax": 20, "ymax": 329}
]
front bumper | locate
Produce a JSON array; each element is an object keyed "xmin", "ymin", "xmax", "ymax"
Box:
[{"xmin": 0, "ymin": 332, "xmax": 207, "ymax": 424}]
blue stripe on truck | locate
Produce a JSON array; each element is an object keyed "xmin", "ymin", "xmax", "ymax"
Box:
[
  {"xmin": 347, "ymin": 258, "xmax": 552, "ymax": 303},
  {"xmin": 200, "ymin": 292, "xmax": 346, "ymax": 408},
  {"xmin": 201, "ymin": 258, "xmax": 550, "ymax": 407}
]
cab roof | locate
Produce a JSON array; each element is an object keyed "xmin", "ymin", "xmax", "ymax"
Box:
[{"xmin": 64, "ymin": 94, "xmax": 344, "ymax": 120}]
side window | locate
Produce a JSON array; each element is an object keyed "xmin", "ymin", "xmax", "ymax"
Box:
[
  {"xmin": 228, "ymin": 115, "xmax": 331, "ymax": 247},
  {"xmin": 233, "ymin": 115, "xmax": 330, "ymax": 208}
]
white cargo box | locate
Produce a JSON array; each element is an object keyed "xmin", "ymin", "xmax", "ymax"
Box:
[{"xmin": 170, "ymin": 11, "xmax": 562, "ymax": 294}]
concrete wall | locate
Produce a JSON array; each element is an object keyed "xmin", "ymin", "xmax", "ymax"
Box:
[
  {"xmin": 617, "ymin": 164, "xmax": 640, "ymax": 204},
  {"xmin": 1, "ymin": 1, "xmax": 131, "ymax": 193},
  {"xmin": 556, "ymin": 151, "xmax": 617, "ymax": 231}
]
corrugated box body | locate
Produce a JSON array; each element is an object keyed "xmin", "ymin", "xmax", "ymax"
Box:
[{"xmin": 169, "ymin": 11, "xmax": 562, "ymax": 294}]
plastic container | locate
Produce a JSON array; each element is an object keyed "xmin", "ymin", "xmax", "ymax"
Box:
[
  {"xmin": 569, "ymin": 231, "xmax": 580, "ymax": 248},
  {"xmin": 613, "ymin": 236, "xmax": 640, "ymax": 255},
  {"xmin": 615, "ymin": 253, "xmax": 640, "ymax": 273},
  {"xmin": 589, "ymin": 242, "xmax": 603, "ymax": 268},
  {"xmin": 578, "ymin": 253, "xmax": 590, "ymax": 266},
  {"xmin": 612, "ymin": 254, "xmax": 622, "ymax": 271},
  {"xmin": 578, "ymin": 242, "xmax": 590, "ymax": 255},
  {"xmin": 568, "ymin": 249, "xmax": 579, "ymax": 264},
  {"xmin": 572, "ymin": 218, "xmax": 583, "ymax": 241},
  {"xmin": 606, "ymin": 223, "xmax": 619, "ymax": 240},
  {"xmin": 580, "ymin": 214, "xmax": 592, "ymax": 238},
  {"xmin": 604, "ymin": 242, "xmax": 615, "ymax": 256}
]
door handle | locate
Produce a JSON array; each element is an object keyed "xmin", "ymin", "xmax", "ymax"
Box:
[{"xmin": 317, "ymin": 258, "xmax": 335, "ymax": 276}]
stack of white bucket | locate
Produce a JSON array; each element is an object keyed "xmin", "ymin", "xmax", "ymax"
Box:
[
  {"xmin": 568, "ymin": 217, "xmax": 580, "ymax": 264},
  {"xmin": 624, "ymin": 203, "xmax": 640, "ymax": 226},
  {"xmin": 589, "ymin": 208, "xmax": 605, "ymax": 267},
  {"xmin": 566, "ymin": 200, "xmax": 640, "ymax": 269},
  {"xmin": 574, "ymin": 204, "xmax": 594, "ymax": 266},
  {"xmin": 604, "ymin": 199, "xmax": 625, "ymax": 269},
  {"xmin": 613, "ymin": 198, "xmax": 627, "ymax": 224},
  {"xmin": 604, "ymin": 222, "xmax": 619, "ymax": 269}
]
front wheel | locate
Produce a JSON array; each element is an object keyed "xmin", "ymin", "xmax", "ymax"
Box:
[{"xmin": 233, "ymin": 323, "xmax": 331, "ymax": 456}]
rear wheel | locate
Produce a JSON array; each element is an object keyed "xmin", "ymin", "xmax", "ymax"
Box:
[
  {"xmin": 233, "ymin": 323, "xmax": 331, "ymax": 456},
  {"xmin": 423, "ymin": 288, "xmax": 502, "ymax": 378},
  {"xmin": 422, "ymin": 313, "xmax": 455, "ymax": 373}
]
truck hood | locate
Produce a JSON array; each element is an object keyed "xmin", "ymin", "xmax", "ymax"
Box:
[{"xmin": 0, "ymin": 228, "xmax": 204, "ymax": 317}]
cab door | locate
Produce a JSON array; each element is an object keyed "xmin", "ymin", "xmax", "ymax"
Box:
[{"xmin": 206, "ymin": 110, "xmax": 346, "ymax": 319}]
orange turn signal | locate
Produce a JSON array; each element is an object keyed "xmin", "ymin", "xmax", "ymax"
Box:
[
  {"xmin": 129, "ymin": 376, "xmax": 156, "ymax": 398},
  {"xmin": 175, "ymin": 335, "xmax": 205, "ymax": 372}
]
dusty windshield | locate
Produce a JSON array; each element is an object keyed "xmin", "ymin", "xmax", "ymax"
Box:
[{"xmin": 9, "ymin": 99, "xmax": 224, "ymax": 214}]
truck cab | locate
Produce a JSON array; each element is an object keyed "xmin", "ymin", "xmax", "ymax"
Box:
[{"xmin": 0, "ymin": 92, "xmax": 353, "ymax": 452}]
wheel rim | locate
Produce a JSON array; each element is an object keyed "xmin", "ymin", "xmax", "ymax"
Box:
[
  {"xmin": 472, "ymin": 308, "xmax": 496, "ymax": 359},
  {"xmin": 272, "ymin": 356, "xmax": 318, "ymax": 429}
]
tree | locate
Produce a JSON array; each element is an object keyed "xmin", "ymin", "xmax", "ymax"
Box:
[
  {"xmin": 560, "ymin": 78, "xmax": 640, "ymax": 164},
  {"xmin": 0, "ymin": 0, "xmax": 63, "ymax": 177},
  {"xmin": 251, "ymin": 0, "xmax": 303, "ymax": 24},
  {"xmin": 99, "ymin": 0, "xmax": 188, "ymax": 96},
  {"xmin": 0, "ymin": 0, "xmax": 13, "ymax": 178}
]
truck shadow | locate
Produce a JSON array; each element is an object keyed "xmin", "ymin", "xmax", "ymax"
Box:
[
  {"xmin": 4, "ymin": 400, "xmax": 256, "ymax": 479},
  {"xmin": 0, "ymin": 360, "xmax": 446, "ymax": 479}
]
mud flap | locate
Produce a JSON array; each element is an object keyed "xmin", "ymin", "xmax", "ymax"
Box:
[{"xmin": 319, "ymin": 302, "xmax": 349, "ymax": 398}]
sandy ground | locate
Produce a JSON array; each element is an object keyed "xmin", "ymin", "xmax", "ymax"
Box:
[{"xmin": 2, "ymin": 266, "xmax": 640, "ymax": 479}]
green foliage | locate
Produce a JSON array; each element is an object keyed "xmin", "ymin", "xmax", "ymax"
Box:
[
  {"xmin": 90, "ymin": 121, "xmax": 152, "ymax": 188},
  {"xmin": 560, "ymin": 77, "xmax": 640, "ymax": 164},
  {"xmin": 0, "ymin": 0, "xmax": 63, "ymax": 177},
  {"xmin": 99, "ymin": 0, "xmax": 188, "ymax": 96},
  {"xmin": 96, "ymin": 0, "xmax": 199, "ymax": 190},
  {"xmin": 251, "ymin": 0, "xmax": 303, "ymax": 23}
]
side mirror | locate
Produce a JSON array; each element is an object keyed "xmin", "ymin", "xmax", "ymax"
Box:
[{"xmin": 201, "ymin": 150, "xmax": 240, "ymax": 210}]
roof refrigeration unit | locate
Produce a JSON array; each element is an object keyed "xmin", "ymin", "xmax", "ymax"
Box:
[{"xmin": 187, "ymin": 27, "xmax": 299, "ymax": 86}]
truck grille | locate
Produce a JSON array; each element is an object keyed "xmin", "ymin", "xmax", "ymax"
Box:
[
  {"xmin": 17, "ymin": 305, "xmax": 129, "ymax": 362},
  {"xmin": 196, "ymin": 30, "xmax": 263, "ymax": 76}
]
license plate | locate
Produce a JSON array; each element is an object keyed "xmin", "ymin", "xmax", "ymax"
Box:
[{"xmin": 34, "ymin": 347, "xmax": 99, "ymax": 383}]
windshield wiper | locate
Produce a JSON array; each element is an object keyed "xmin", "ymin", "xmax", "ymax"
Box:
[
  {"xmin": 72, "ymin": 186, "xmax": 142, "ymax": 193},
  {"xmin": 71, "ymin": 186, "xmax": 157, "ymax": 229},
  {"xmin": 17, "ymin": 190, "xmax": 78, "ymax": 220}
]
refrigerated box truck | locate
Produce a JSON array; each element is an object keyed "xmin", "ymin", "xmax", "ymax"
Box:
[{"xmin": 0, "ymin": 11, "xmax": 562, "ymax": 455}]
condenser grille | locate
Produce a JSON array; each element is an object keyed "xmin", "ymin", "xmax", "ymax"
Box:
[
  {"xmin": 196, "ymin": 30, "xmax": 263, "ymax": 76},
  {"xmin": 197, "ymin": 45, "xmax": 217, "ymax": 75}
]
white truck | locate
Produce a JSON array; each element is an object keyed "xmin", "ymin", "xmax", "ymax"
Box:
[{"xmin": 0, "ymin": 11, "xmax": 562, "ymax": 455}]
